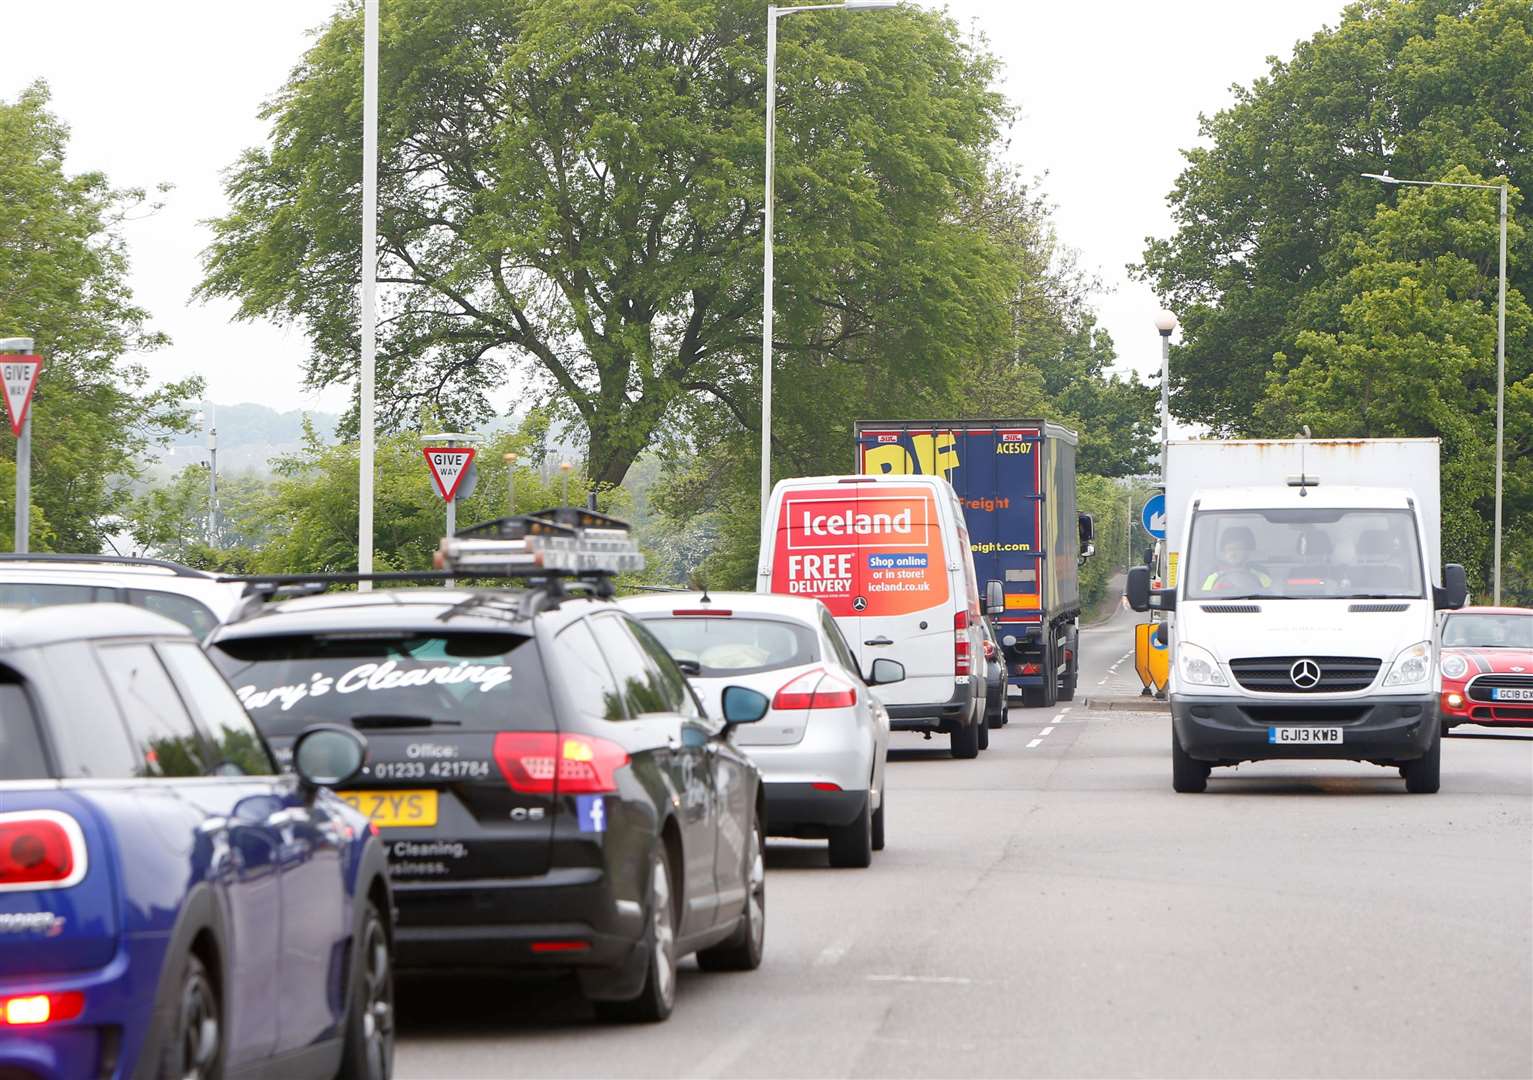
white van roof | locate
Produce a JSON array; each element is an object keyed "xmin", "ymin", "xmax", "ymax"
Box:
[{"xmin": 1193, "ymin": 485, "xmax": 1417, "ymax": 512}]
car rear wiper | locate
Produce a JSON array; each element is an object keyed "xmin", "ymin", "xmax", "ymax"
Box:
[{"xmin": 351, "ymin": 714, "xmax": 462, "ymax": 729}]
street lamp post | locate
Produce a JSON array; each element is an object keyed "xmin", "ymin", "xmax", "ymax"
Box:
[
  {"xmin": 1154, "ymin": 310, "xmax": 1177, "ymax": 484},
  {"xmin": 1363, "ymin": 172, "xmax": 1509, "ymax": 602},
  {"xmin": 760, "ymin": 1, "xmax": 898, "ymax": 525},
  {"xmin": 359, "ymin": 0, "xmax": 379, "ymax": 589}
]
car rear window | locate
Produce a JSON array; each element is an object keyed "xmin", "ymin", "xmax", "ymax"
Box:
[
  {"xmin": 208, "ymin": 632, "xmax": 553, "ymax": 737},
  {"xmin": 638, "ymin": 616, "xmax": 818, "ymax": 677},
  {"xmin": 1442, "ymin": 614, "xmax": 1533, "ymax": 649},
  {"xmin": 0, "ymin": 680, "xmax": 50, "ymax": 780}
]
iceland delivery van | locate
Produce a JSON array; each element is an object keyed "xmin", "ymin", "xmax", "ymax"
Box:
[{"xmin": 759, "ymin": 475, "xmax": 989, "ymax": 759}]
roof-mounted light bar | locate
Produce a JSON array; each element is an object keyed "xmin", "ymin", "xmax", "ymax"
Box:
[{"xmin": 435, "ymin": 507, "xmax": 645, "ymax": 577}]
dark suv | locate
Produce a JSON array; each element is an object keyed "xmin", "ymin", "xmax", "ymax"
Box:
[{"xmin": 204, "ymin": 518, "xmax": 769, "ymax": 1022}]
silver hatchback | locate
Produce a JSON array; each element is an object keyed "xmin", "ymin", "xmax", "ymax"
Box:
[{"xmin": 621, "ymin": 592, "xmax": 901, "ymax": 868}]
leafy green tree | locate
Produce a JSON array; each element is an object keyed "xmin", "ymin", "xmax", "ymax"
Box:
[
  {"xmin": 199, "ymin": 0, "xmax": 1012, "ymax": 490},
  {"xmin": 125, "ymin": 464, "xmax": 274, "ymax": 570},
  {"xmin": 0, "ymin": 83, "xmax": 202, "ymax": 551},
  {"xmin": 1138, "ymin": 0, "xmax": 1532, "ymax": 436}
]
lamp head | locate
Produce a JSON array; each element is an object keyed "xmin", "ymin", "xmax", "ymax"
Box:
[
  {"xmin": 1153, "ymin": 310, "xmax": 1177, "ymax": 335},
  {"xmin": 842, "ymin": 1, "xmax": 898, "ymax": 7},
  {"xmin": 1361, "ymin": 171, "xmax": 1398, "ymax": 185}
]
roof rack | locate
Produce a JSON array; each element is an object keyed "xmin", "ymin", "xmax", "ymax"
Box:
[
  {"xmin": 0, "ymin": 552, "xmax": 211, "ymax": 579},
  {"xmin": 436, "ymin": 507, "xmax": 645, "ymax": 578}
]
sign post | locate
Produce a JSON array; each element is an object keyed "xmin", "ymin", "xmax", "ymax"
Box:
[
  {"xmin": 1, "ymin": 339, "xmax": 42, "ymax": 554},
  {"xmin": 422, "ymin": 432, "xmax": 483, "ymax": 586}
]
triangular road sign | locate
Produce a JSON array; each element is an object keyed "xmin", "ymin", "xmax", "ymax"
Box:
[
  {"xmin": 423, "ymin": 446, "xmax": 477, "ymax": 501},
  {"xmin": 1, "ymin": 355, "xmax": 42, "ymax": 438}
]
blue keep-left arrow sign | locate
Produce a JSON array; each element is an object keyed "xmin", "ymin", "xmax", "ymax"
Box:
[{"xmin": 1141, "ymin": 493, "xmax": 1167, "ymax": 540}]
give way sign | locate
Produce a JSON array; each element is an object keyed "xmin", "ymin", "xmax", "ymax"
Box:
[
  {"xmin": 1, "ymin": 355, "xmax": 43, "ymax": 438},
  {"xmin": 423, "ymin": 446, "xmax": 477, "ymax": 501}
]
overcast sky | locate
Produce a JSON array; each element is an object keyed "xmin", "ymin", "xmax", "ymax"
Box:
[{"xmin": 4, "ymin": 0, "xmax": 1350, "ymax": 418}]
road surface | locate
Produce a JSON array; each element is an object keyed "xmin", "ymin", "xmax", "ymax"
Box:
[{"xmin": 394, "ymin": 593, "xmax": 1533, "ymax": 1078}]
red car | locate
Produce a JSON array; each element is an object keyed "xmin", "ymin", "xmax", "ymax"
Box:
[{"xmin": 1438, "ymin": 606, "xmax": 1533, "ymax": 730}]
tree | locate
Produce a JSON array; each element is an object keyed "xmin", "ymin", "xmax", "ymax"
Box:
[
  {"xmin": 1137, "ymin": 0, "xmax": 1532, "ymax": 435},
  {"xmin": 125, "ymin": 464, "xmax": 274, "ymax": 570},
  {"xmin": 0, "ymin": 83, "xmax": 201, "ymax": 551},
  {"xmin": 198, "ymin": 0, "xmax": 1012, "ymax": 489}
]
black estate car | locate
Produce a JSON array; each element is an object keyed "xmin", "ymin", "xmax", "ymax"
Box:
[{"xmin": 204, "ymin": 513, "xmax": 769, "ymax": 1022}]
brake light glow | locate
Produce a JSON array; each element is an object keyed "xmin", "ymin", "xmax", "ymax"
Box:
[
  {"xmin": 954, "ymin": 611, "xmax": 971, "ymax": 676},
  {"xmin": 493, "ymin": 733, "xmax": 630, "ymax": 795},
  {"xmin": 0, "ymin": 991, "xmax": 84, "ymax": 1026},
  {"xmin": 672, "ymin": 609, "xmax": 732, "ymax": 617},
  {"xmin": 810, "ymin": 782, "xmax": 842, "ymax": 792},
  {"xmin": 0, "ymin": 812, "xmax": 87, "ymax": 892},
  {"xmin": 772, "ymin": 669, "xmax": 857, "ymax": 710}
]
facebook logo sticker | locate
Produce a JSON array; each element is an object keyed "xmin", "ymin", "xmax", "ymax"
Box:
[{"xmin": 576, "ymin": 795, "xmax": 606, "ymax": 834}]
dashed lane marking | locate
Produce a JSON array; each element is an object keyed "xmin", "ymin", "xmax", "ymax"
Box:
[
  {"xmin": 867, "ymin": 974, "xmax": 974, "ymax": 986},
  {"xmin": 1026, "ymin": 738, "xmax": 1043, "ymax": 748},
  {"xmin": 814, "ymin": 939, "xmax": 852, "ymax": 967},
  {"xmin": 1040, "ymin": 727, "xmax": 1054, "ymax": 736}
]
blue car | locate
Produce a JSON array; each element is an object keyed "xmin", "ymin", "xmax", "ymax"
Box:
[{"xmin": 0, "ymin": 604, "xmax": 394, "ymax": 1079}]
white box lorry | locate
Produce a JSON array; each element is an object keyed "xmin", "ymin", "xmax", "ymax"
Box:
[{"xmin": 1129, "ymin": 438, "xmax": 1468, "ymax": 794}]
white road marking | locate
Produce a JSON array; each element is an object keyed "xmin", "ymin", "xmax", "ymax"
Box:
[
  {"xmin": 1041, "ymin": 726, "xmax": 1054, "ymax": 735},
  {"xmin": 814, "ymin": 939, "xmax": 852, "ymax": 967},
  {"xmin": 867, "ymin": 974, "xmax": 974, "ymax": 986},
  {"xmin": 1027, "ymin": 738, "xmax": 1043, "ymax": 748},
  {"xmin": 1061, "ymin": 706, "xmax": 1072, "ymax": 713}
]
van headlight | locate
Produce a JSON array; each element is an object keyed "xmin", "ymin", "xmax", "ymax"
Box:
[
  {"xmin": 1383, "ymin": 641, "xmax": 1432, "ymax": 687},
  {"xmin": 1177, "ymin": 642, "xmax": 1228, "ymax": 687},
  {"xmin": 1439, "ymin": 652, "xmax": 1469, "ymax": 680}
]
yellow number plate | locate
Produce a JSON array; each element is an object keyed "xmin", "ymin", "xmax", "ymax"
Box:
[{"xmin": 337, "ymin": 790, "xmax": 438, "ymax": 828}]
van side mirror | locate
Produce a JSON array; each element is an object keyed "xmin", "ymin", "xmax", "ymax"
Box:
[
  {"xmin": 985, "ymin": 579, "xmax": 1004, "ymax": 616},
  {"xmin": 1127, "ymin": 565, "xmax": 1176, "ymax": 613},
  {"xmin": 868, "ymin": 658, "xmax": 905, "ymax": 686},
  {"xmin": 1435, "ymin": 564, "xmax": 1468, "ymax": 610},
  {"xmin": 1078, "ymin": 513, "xmax": 1096, "ymax": 559}
]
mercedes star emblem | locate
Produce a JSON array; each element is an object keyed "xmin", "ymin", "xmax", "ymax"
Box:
[
  {"xmin": 1289, "ymin": 658, "xmax": 1322, "ymax": 689},
  {"xmin": 852, "ymin": 596, "xmax": 868, "ymax": 612}
]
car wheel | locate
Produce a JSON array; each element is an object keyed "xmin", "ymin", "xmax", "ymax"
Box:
[
  {"xmin": 698, "ymin": 813, "xmax": 766, "ymax": 971},
  {"xmin": 596, "ymin": 846, "xmax": 677, "ymax": 1023},
  {"xmin": 988, "ymin": 692, "xmax": 1008, "ymax": 728},
  {"xmin": 977, "ymin": 709, "xmax": 990, "ymax": 751},
  {"xmin": 828, "ymin": 794, "xmax": 873, "ymax": 868},
  {"xmin": 158, "ymin": 953, "xmax": 221, "ymax": 1080},
  {"xmin": 1402, "ymin": 731, "xmax": 1441, "ymax": 794},
  {"xmin": 871, "ymin": 783, "xmax": 886, "ymax": 852},
  {"xmin": 1172, "ymin": 728, "xmax": 1209, "ymax": 794},
  {"xmin": 338, "ymin": 899, "xmax": 394, "ymax": 1080}
]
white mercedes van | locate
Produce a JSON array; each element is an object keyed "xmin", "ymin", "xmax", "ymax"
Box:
[{"xmin": 758, "ymin": 475, "xmax": 990, "ymax": 759}]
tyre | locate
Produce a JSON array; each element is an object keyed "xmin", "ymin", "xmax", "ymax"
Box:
[
  {"xmin": 338, "ymin": 898, "xmax": 394, "ymax": 1080},
  {"xmin": 871, "ymin": 783, "xmax": 885, "ymax": 852},
  {"xmin": 828, "ymin": 793, "xmax": 874, "ymax": 868},
  {"xmin": 595, "ymin": 846, "xmax": 677, "ymax": 1022},
  {"xmin": 977, "ymin": 709, "xmax": 990, "ymax": 751},
  {"xmin": 988, "ymin": 694, "xmax": 1009, "ymax": 728},
  {"xmin": 1402, "ymin": 731, "xmax": 1441, "ymax": 794},
  {"xmin": 157, "ymin": 953, "xmax": 222, "ymax": 1080},
  {"xmin": 1171, "ymin": 728, "xmax": 1209, "ymax": 793},
  {"xmin": 1039, "ymin": 637, "xmax": 1059, "ymax": 708},
  {"xmin": 950, "ymin": 714, "xmax": 980, "ymax": 759},
  {"xmin": 698, "ymin": 813, "xmax": 765, "ymax": 971}
]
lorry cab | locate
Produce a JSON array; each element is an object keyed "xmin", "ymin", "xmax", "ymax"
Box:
[
  {"xmin": 758, "ymin": 474, "xmax": 988, "ymax": 759},
  {"xmin": 1130, "ymin": 480, "xmax": 1468, "ymax": 794}
]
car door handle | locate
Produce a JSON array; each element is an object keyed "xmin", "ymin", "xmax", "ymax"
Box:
[{"xmin": 865, "ymin": 636, "xmax": 894, "ymax": 646}]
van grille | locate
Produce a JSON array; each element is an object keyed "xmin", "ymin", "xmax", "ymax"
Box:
[{"xmin": 1228, "ymin": 656, "xmax": 1381, "ymax": 694}]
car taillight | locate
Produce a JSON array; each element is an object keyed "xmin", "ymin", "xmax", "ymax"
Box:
[
  {"xmin": 773, "ymin": 669, "xmax": 857, "ymax": 710},
  {"xmin": 492, "ymin": 733, "xmax": 629, "ymax": 795},
  {"xmin": 983, "ymin": 639, "xmax": 996, "ymax": 661},
  {"xmin": 0, "ymin": 991, "xmax": 84, "ymax": 1026},
  {"xmin": 0, "ymin": 812, "xmax": 87, "ymax": 892},
  {"xmin": 954, "ymin": 611, "xmax": 971, "ymax": 676}
]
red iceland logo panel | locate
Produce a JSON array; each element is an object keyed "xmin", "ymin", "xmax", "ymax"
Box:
[{"xmin": 770, "ymin": 487, "xmax": 949, "ymax": 617}]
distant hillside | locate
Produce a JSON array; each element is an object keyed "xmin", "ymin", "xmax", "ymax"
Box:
[{"xmin": 152, "ymin": 403, "xmax": 340, "ymax": 481}]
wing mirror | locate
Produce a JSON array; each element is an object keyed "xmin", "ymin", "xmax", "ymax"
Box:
[
  {"xmin": 1127, "ymin": 565, "xmax": 1177, "ymax": 613},
  {"xmin": 1078, "ymin": 512, "xmax": 1096, "ymax": 559},
  {"xmin": 674, "ymin": 657, "xmax": 702, "ymax": 677},
  {"xmin": 868, "ymin": 658, "xmax": 905, "ymax": 686},
  {"xmin": 292, "ymin": 724, "xmax": 367, "ymax": 794},
  {"xmin": 1434, "ymin": 564, "xmax": 1469, "ymax": 610},
  {"xmin": 984, "ymin": 579, "xmax": 1004, "ymax": 616},
  {"xmin": 721, "ymin": 686, "xmax": 770, "ymax": 725}
]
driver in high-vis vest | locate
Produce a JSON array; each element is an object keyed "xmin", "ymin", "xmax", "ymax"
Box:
[{"xmin": 1201, "ymin": 526, "xmax": 1273, "ymax": 592}]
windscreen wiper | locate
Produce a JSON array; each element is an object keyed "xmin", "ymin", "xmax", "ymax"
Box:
[{"xmin": 351, "ymin": 714, "xmax": 462, "ymax": 729}]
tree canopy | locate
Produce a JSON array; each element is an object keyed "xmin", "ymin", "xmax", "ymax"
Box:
[
  {"xmin": 0, "ymin": 83, "xmax": 200, "ymax": 551},
  {"xmin": 199, "ymin": 0, "xmax": 1016, "ymax": 489}
]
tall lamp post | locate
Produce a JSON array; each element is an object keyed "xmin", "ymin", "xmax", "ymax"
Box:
[
  {"xmin": 1363, "ymin": 171, "xmax": 1509, "ymax": 603},
  {"xmin": 760, "ymin": 1, "xmax": 898, "ymax": 525},
  {"xmin": 1154, "ymin": 310, "xmax": 1177, "ymax": 484},
  {"xmin": 359, "ymin": 0, "xmax": 379, "ymax": 588}
]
